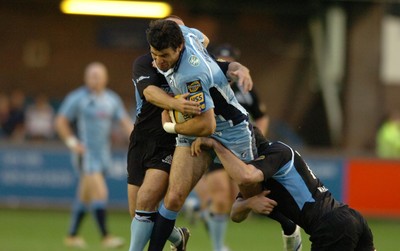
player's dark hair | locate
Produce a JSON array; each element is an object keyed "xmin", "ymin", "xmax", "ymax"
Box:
[{"xmin": 146, "ymin": 19, "xmax": 184, "ymax": 51}]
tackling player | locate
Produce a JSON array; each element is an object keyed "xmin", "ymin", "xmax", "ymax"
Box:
[
  {"xmin": 191, "ymin": 128, "xmax": 376, "ymax": 251},
  {"xmin": 193, "ymin": 44, "xmax": 299, "ymax": 251}
]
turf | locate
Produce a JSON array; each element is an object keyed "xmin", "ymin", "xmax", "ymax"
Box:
[{"xmin": 0, "ymin": 208, "xmax": 399, "ymax": 251}]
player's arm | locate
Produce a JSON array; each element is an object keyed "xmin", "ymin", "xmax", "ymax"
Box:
[
  {"xmin": 191, "ymin": 137, "xmax": 264, "ymax": 185},
  {"xmin": 162, "ymin": 109, "xmax": 216, "ymax": 137},
  {"xmin": 231, "ymin": 190, "xmax": 277, "ymax": 223},
  {"xmin": 226, "ymin": 62, "xmax": 253, "ymax": 92},
  {"xmin": 143, "ymin": 85, "xmax": 201, "ymax": 115},
  {"xmin": 119, "ymin": 115, "xmax": 134, "ymax": 136},
  {"xmin": 54, "ymin": 115, "xmax": 85, "ymax": 154},
  {"xmin": 215, "ymin": 60, "xmax": 253, "ymax": 93}
]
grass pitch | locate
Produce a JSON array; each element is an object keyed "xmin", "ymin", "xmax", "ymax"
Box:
[{"xmin": 0, "ymin": 208, "xmax": 399, "ymax": 251}]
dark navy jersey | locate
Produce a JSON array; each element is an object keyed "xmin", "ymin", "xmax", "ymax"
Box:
[
  {"xmin": 132, "ymin": 53, "xmax": 176, "ymax": 145},
  {"xmin": 231, "ymin": 83, "xmax": 265, "ymax": 121},
  {"xmin": 250, "ymin": 141, "xmax": 342, "ymax": 235}
]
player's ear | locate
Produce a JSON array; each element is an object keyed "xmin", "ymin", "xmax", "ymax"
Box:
[{"xmin": 177, "ymin": 43, "xmax": 184, "ymax": 52}]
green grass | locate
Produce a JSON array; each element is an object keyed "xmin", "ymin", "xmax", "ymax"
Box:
[{"xmin": 0, "ymin": 208, "xmax": 399, "ymax": 251}]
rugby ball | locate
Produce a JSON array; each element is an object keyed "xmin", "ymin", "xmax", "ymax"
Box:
[{"xmin": 168, "ymin": 110, "xmax": 193, "ymax": 124}]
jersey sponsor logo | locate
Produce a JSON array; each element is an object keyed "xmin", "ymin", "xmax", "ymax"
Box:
[
  {"xmin": 189, "ymin": 92, "xmax": 204, "ymax": 103},
  {"xmin": 186, "ymin": 80, "xmax": 202, "ymax": 93},
  {"xmin": 188, "ymin": 54, "xmax": 200, "ymax": 67},
  {"xmin": 186, "ymin": 80, "xmax": 206, "ymax": 110}
]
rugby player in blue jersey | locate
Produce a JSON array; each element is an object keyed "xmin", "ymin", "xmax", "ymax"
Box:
[
  {"xmin": 55, "ymin": 62, "xmax": 133, "ymax": 249},
  {"xmin": 145, "ymin": 19, "xmax": 257, "ymax": 250},
  {"xmin": 128, "ymin": 17, "xmax": 254, "ymax": 251},
  {"xmin": 192, "ymin": 128, "xmax": 376, "ymax": 251}
]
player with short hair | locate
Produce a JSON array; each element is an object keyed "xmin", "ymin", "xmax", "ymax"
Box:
[
  {"xmin": 146, "ymin": 19, "xmax": 256, "ymax": 250},
  {"xmin": 128, "ymin": 31, "xmax": 253, "ymax": 251},
  {"xmin": 55, "ymin": 62, "xmax": 133, "ymax": 249},
  {"xmin": 191, "ymin": 128, "xmax": 376, "ymax": 251}
]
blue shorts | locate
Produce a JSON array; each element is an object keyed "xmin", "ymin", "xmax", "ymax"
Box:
[{"xmin": 176, "ymin": 120, "xmax": 257, "ymax": 163}]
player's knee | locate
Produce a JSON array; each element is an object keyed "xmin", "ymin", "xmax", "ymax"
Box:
[
  {"xmin": 212, "ymin": 200, "xmax": 231, "ymax": 213},
  {"xmin": 164, "ymin": 191, "xmax": 186, "ymax": 211},
  {"xmin": 136, "ymin": 192, "xmax": 161, "ymax": 211}
]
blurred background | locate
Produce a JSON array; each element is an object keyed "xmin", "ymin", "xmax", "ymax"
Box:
[{"xmin": 0, "ymin": 0, "xmax": 400, "ymax": 250}]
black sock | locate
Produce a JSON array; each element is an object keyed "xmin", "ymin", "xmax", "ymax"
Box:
[
  {"xmin": 268, "ymin": 210, "xmax": 296, "ymax": 235},
  {"xmin": 92, "ymin": 201, "xmax": 108, "ymax": 237},
  {"xmin": 148, "ymin": 212, "xmax": 176, "ymax": 251}
]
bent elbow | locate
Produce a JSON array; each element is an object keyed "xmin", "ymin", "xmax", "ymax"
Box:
[
  {"xmin": 230, "ymin": 213, "xmax": 245, "ymax": 223},
  {"xmin": 236, "ymin": 171, "xmax": 256, "ymax": 186},
  {"xmin": 198, "ymin": 121, "xmax": 216, "ymax": 136}
]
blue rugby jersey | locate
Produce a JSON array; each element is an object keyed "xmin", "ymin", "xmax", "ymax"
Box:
[
  {"xmin": 157, "ymin": 25, "xmax": 249, "ymax": 131},
  {"xmin": 58, "ymin": 87, "xmax": 128, "ymax": 157}
]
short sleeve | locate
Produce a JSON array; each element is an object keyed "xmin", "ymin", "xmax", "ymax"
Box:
[
  {"xmin": 57, "ymin": 90, "xmax": 82, "ymax": 121},
  {"xmin": 132, "ymin": 54, "xmax": 162, "ymax": 99}
]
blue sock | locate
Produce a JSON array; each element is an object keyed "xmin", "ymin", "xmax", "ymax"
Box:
[
  {"xmin": 128, "ymin": 210, "xmax": 157, "ymax": 251},
  {"xmin": 68, "ymin": 201, "xmax": 87, "ymax": 236},
  {"xmin": 91, "ymin": 200, "xmax": 108, "ymax": 237},
  {"xmin": 206, "ymin": 212, "xmax": 228, "ymax": 251},
  {"xmin": 148, "ymin": 203, "xmax": 178, "ymax": 251}
]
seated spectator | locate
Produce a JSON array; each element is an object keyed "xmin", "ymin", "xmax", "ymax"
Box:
[
  {"xmin": 0, "ymin": 93, "xmax": 10, "ymax": 138},
  {"xmin": 3, "ymin": 89, "xmax": 26, "ymax": 141},
  {"xmin": 376, "ymin": 110, "xmax": 400, "ymax": 158},
  {"xmin": 25, "ymin": 93, "xmax": 55, "ymax": 141}
]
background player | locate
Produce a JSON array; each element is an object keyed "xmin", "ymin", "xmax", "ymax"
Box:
[
  {"xmin": 191, "ymin": 129, "xmax": 376, "ymax": 251},
  {"xmin": 146, "ymin": 19, "xmax": 256, "ymax": 250},
  {"xmin": 55, "ymin": 62, "xmax": 133, "ymax": 249}
]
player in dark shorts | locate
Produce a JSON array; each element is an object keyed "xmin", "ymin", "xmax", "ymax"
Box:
[
  {"xmin": 127, "ymin": 51, "xmax": 253, "ymax": 251},
  {"xmin": 128, "ymin": 52, "xmax": 201, "ymax": 251},
  {"xmin": 191, "ymin": 128, "xmax": 376, "ymax": 251}
]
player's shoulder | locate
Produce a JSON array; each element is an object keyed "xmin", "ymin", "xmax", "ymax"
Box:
[
  {"xmin": 263, "ymin": 141, "xmax": 293, "ymax": 160},
  {"xmin": 133, "ymin": 53, "xmax": 153, "ymax": 68},
  {"xmin": 65, "ymin": 86, "xmax": 88, "ymax": 100}
]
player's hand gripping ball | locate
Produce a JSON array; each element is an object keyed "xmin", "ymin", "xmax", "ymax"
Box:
[{"xmin": 168, "ymin": 95, "xmax": 194, "ymax": 124}]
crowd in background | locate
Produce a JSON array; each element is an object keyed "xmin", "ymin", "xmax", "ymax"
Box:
[
  {"xmin": 1, "ymin": 88, "xmax": 399, "ymax": 158},
  {"xmin": 0, "ymin": 89, "xmax": 132, "ymax": 146}
]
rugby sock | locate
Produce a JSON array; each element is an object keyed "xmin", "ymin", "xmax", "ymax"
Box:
[
  {"xmin": 128, "ymin": 211, "xmax": 157, "ymax": 251},
  {"xmin": 68, "ymin": 201, "xmax": 87, "ymax": 236},
  {"xmin": 148, "ymin": 203, "xmax": 178, "ymax": 251},
  {"xmin": 206, "ymin": 212, "xmax": 228, "ymax": 251},
  {"xmin": 268, "ymin": 210, "xmax": 296, "ymax": 235},
  {"xmin": 91, "ymin": 200, "xmax": 108, "ymax": 237}
]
